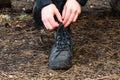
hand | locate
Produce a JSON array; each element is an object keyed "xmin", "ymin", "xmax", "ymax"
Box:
[
  {"xmin": 62, "ymin": 0, "xmax": 81, "ymax": 27},
  {"xmin": 41, "ymin": 4, "xmax": 62, "ymax": 30}
]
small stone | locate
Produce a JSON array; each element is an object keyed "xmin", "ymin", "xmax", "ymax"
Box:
[
  {"xmin": 90, "ymin": 5, "xmax": 94, "ymax": 8},
  {"xmin": 8, "ymin": 75, "xmax": 14, "ymax": 78},
  {"xmin": 0, "ymin": 14, "xmax": 11, "ymax": 20},
  {"xmin": 85, "ymin": 78, "xmax": 91, "ymax": 80},
  {"xmin": 49, "ymin": 73, "xmax": 53, "ymax": 76}
]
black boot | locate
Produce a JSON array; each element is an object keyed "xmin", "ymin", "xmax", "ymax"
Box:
[{"xmin": 49, "ymin": 23, "xmax": 72, "ymax": 70}]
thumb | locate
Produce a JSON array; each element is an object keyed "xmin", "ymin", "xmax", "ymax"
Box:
[{"xmin": 54, "ymin": 9, "xmax": 62, "ymax": 22}]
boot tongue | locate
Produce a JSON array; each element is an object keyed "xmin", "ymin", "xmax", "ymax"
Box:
[
  {"xmin": 57, "ymin": 22, "xmax": 65, "ymax": 31},
  {"xmin": 56, "ymin": 22, "xmax": 66, "ymax": 39},
  {"xmin": 55, "ymin": 23, "xmax": 69, "ymax": 51},
  {"xmin": 56, "ymin": 22, "xmax": 65, "ymax": 39}
]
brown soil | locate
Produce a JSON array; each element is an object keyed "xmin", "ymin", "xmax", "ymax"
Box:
[{"xmin": 0, "ymin": 0, "xmax": 120, "ymax": 80}]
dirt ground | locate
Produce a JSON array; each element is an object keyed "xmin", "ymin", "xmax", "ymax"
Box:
[{"xmin": 0, "ymin": 0, "xmax": 120, "ymax": 80}]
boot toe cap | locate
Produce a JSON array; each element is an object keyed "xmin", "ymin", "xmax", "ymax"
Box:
[{"xmin": 49, "ymin": 52, "xmax": 72, "ymax": 70}]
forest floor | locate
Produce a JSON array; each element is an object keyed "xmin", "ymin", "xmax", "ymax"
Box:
[{"xmin": 0, "ymin": 0, "xmax": 120, "ymax": 80}]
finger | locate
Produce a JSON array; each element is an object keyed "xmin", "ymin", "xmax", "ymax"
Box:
[
  {"xmin": 73, "ymin": 13, "xmax": 78, "ymax": 22},
  {"xmin": 63, "ymin": 8, "xmax": 71, "ymax": 26},
  {"xmin": 62, "ymin": 6, "xmax": 66, "ymax": 19},
  {"xmin": 64, "ymin": 11, "xmax": 76, "ymax": 27},
  {"xmin": 55, "ymin": 8, "xmax": 62, "ymax": 22},
  {"xmin": 73, "ymin": 11, "xmax": 81, "ymax": 22},
  {"xmin": 43, "ymin": 19, "xmax": 53, "ymax": 30},
  {"xmin": 48, "ymin": 16, "xmax": 59, "ymax": 29}
]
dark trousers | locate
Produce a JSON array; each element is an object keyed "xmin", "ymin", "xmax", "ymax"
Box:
[{"xmin": 53, "ymin": 0, "xmax": 66, "ymax": 14}]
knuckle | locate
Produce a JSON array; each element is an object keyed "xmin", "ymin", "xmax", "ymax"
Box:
[{"xmin": 72, "ymin": 9, "xmax": 77, "ymax": 14}]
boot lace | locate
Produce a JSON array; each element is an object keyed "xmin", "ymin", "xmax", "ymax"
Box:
[{"xmin": 55, "ymin": 23, "xmax": 72, "ymax": 52}]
